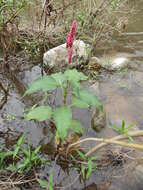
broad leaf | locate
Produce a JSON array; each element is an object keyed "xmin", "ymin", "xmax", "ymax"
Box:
[
  {"xmin": 69, "ymin": 120, "xmax": 83, "ymax": 134},
  {"xmin": 53, "ymin": 107, "xmax": 72, "ymax": 141},
  {"xmin": 25, "ymin": 106, "xmax": 52, "ymax": 121},
  {"xmin": 64, "ymin": 69, "xmax": 88, "ymax": 85},
  {"xmin": 51, "ymin": 72, "xmax": 66, "ymax": 86},
  {"xmin": 78, "ymin": 89, "xmax": 102, "ymax": 111},
  {"xmin": 24, "ymin": 76, "xmax": 58, "ymax": 95},
  {"xmin": 72, "ymin": 97, "xmax": 89, "ymax": 109}
]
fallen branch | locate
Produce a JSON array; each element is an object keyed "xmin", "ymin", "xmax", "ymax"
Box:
[{"xmin": 67, "ymin": 130, "xmax": 143, "ymax": 157}]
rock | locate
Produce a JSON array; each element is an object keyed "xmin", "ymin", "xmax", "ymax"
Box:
[
  {"xmin": 90, "ymin": 55, "xmax": 129, "ymax": 71},
  {"xmin": 91, "ymin": 108, "xmax": 106, "ymax": 132},
  {"xmin": 43, "ymin": 40, "xmax": 88, "ymax": 69}
]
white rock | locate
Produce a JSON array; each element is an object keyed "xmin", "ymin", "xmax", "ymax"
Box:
[
  {"xmin": 90, "ymin": 54, "xmax": 129, "ymax": 71},
  {"xmin": 43, "ymin": 40, "xmax": 88, "ymax": 69}
]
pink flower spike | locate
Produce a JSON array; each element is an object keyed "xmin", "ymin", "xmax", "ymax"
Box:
[
  {"xmin": 68, "ymin": 47, "xmax": 73, "ymax": 64},
  {"xmin": 71, "ymin": 20, "xmax": 77, "ymax": 34},
  {"xmin": 66, "ymin": 20, "xmax": 77, "ymax": 48},
  {"xmin": 66, "ymin": 32, "xmax": 74, "ymax": 48}
]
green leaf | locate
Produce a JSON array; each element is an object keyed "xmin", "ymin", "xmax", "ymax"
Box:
[
  {"xmin": 77, "ymin": 150, "xmax": 86, "ymax": 160},
  {"xmin": 121, "ymin": 120, "xmax": 125, "ymax": 132},
  {"xmin": 71, "ymin": 97, "xmax": 89, "ymax": 109},
  {"xmin": 51, "ymin": 72, "xmax": 66, "ymax": 86},
  {"xmin": 53, "ymin": 107, "xmax": 72, "ymax": 141},
  {"xmin": 25, "ymin": 106, "xmax": 52, "ymax": 121},
  {"xmin": 13, "ymin": 146, "xmax": 20, "ymax": 159},
  {"xmin": 86, "ymin": 160, "xmax": 93, "ymax": 179},
  {"xmin": 48, "ymin": 169, "xmax": 53, "ymax": 190},
  {"xmin": 78, "ymin": 89, "xmax": 102, "ymax": 111},
  {"xmin": 64, "ymin": 69, "xmax": 88, "ymax": 85},
  {"xmin": 37, "ymin": 179, "xmax": 48, "ymax": 188},
  {"xmin": 24, "ymin": 76, "xmax": 58, "ymax": 95},
  {"xmin": 17, "ymin": 134, "xmax": 25, "ymax": 146},
  {"xmin": 81, "ymin": 164, "xmax": 86, "ymax": 179},
  {"xmin": 69, "ymin": 120, "xmax": 83, "ymax": 134},
  {"xmin": 34, "ymin": 145, "xmax": 41, "ymax": 155}
]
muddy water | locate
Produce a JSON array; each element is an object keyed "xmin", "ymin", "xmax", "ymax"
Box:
[{"xmin": 0, "ymin": 1, "xmax": 143, "ymax": 190}]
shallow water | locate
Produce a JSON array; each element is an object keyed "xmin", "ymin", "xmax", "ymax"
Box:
[{"xmin": 1, "ymin": 1, "xmax": 143, "ymax": 189}]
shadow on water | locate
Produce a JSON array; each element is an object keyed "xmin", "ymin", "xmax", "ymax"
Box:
[{"xmin": 0, "ymin": 1, "xmax": 143, "ymax": 189}]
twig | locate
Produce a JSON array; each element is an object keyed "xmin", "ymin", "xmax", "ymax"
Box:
[
  {"xmin": 86, "ymin": 130, "xmax": 143, "ymax": 157},
  {"xmin": 0, "ymin": 81, "xmax": 8, "ymax": 109},
  {"xmin": 0, "ymin": 178, "xmax": 36, "ymax": 185}
]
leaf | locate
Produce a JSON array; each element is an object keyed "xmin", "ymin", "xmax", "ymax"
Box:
[
  {"xmin": 69, "ymin": 120, "xmax": 83, "ymax": 134},
  {"xmin": 121, "ymin": 120, "xmax": 125, "ymax": 132},
  {"xmin": 24, "ymin": 76, "xmax": 58, "ymax": 95},
  {"xmin": 25, "ymin": 106, "xmax": 52, "ymax": 121},
  {"xmin": 48, "ymin": 169, "xmax": 53, "ymax": 190},
  {"xmin": 64, "ymin": 69, "xmax": 88, "ymax": 85},
  {"xmin": 34, "ymin": 145, "xmax": 41, "ymax": 155},
  {"xmin": 51, "ymin": 72, "xmax": 66, "ymax": 86},
  {"xmin": 110, "ymin": 125, "xmax": 121, "ymax": 133},
  {"xmin": 77, "ymin": 150, "xmax": 86, "ymax": 160},
  {"xmin": 71, "ymin": 97, "xmax": 89, "ymax": 109},
  {"xmin": 37, "ymin": 179, "xmax": 48, "ymax": 188},
  {"xmin": 90, "ymin": 156, "xmax": 97, "ymax": 161},
  {"xmin": 53, "ymin": 107, "xmax": 72, "ymax": 141},
  {"xmin": 81, "ymin": 164, "xmax": 86, "ymax": 179},
  {"xmin": 17, "ymin": 134, "xmax": 25, "ymax": 146},
  {"xmin": 13, "ymin": 146, "xmax": 20, "ymax": 159},
  {"xmin": 78, "ymin": 89, "xmax": 102, "ymax": 111},
  {"xmin": 86, "ymin": 160, "xmax": 93, "ymax": 179}
]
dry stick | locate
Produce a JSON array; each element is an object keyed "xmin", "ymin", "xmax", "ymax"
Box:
[
  {"xmin": 67, "ymin": 130, "xmax": 143, "ymax": 157},
  {"xmin": 0, "ymin": 81, "xmax": 8, "ymax": 109},
  {"xmin": 86, "ymin": 130, "xmax": 143, "ymax": 157}
]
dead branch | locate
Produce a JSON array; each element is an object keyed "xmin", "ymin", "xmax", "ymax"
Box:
[{"xmin": 67, "ymin": 130, "xmax": 143, "ymax": 157}]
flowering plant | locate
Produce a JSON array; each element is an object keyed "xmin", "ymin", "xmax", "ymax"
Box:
[{"xmin": 24, "ymin": 20, "xmax": 102, "ymax": 143}]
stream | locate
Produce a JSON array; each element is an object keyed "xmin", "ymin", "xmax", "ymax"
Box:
[{"xmin": 0, "ymin": 1, "xmax": 143, "ymax": 190}]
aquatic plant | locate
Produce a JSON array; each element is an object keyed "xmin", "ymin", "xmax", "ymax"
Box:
[{"xmin": 24, "ymin": 20, "xmax": 102, "ymax": 143}]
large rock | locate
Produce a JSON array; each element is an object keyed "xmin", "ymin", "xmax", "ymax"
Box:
[{"xmin": 43, "ymin": 40, "xmax": 88, "ymax": 69}]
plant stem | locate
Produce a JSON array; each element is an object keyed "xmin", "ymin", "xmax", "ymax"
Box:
[{"xmin": 63, "ymin": 80, "xmax": 69, "ymax": 106}]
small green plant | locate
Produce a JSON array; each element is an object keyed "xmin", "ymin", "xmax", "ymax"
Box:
[
  {"xmin": 110, "ymin": 120, "xmax": 134, "ymax": 141},
  {"xmin": 75, "ymin": 150, "xmax": 97, "ymax": 180},
  {"xmin": 0, "ymin": 134, "xmax": 48, "ymax": 173}
]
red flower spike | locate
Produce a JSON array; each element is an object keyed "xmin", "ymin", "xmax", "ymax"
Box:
[
  {"xmin": 66, "ymin": 20, "xmax": 77, "ymax": 64},
  {"xmin": 70, "ymin": 20, "xmax": 77, "ymax": 34},
  {"xmin": 66, "ymin": 20, "xmax": 77, "ymax": 49}
]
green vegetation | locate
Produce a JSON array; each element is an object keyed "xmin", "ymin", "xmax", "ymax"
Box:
[
  {"xmin": 0, "ymin": 134, "xmax": 48, "ymax": 173},
  {"xmin": 24, "ymin": 69, "xmax": 102, "ymax": 142},
  {"xmin": 110, "ymin": 120, "xmax": 134, "ymax": 141}
]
